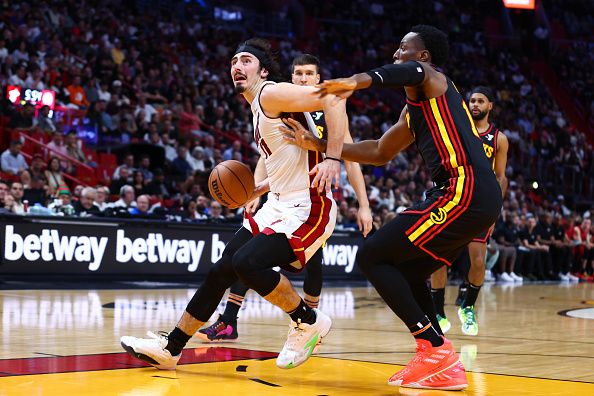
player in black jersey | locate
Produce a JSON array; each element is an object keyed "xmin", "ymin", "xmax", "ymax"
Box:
[
  {"xmin": 282, "ymin": 25, "xmax": 502, "ymax": 391},
  {"xmin": 430, "ymin": 86, "xmax": 510, "ymax": 337},
  {"xmin": 196, "ymin": 54, "xmax": 372, "ymax": 342}
]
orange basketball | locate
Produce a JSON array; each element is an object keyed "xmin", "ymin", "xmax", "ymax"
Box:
[{"xmin": 208, "ymin": 160, "xmax": 255, "ymax": 209}]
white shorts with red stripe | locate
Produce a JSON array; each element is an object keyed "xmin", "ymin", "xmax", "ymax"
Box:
[{"xmin": 243, "ymin": 188, "xmax": 337, "ymax": 273}]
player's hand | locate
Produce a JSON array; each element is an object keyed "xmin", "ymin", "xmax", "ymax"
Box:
[
  {"xmin": 244, "ymin": 196, "xmax": 260, "ymax": 216},
  {"xmin": 316, "ymin": 78, "xmax": 357, "ymax": 102},
  {"xmin": 280, "ymin": 118, "xmax": 325, "ymax": 152},
  {"xmin": 357, "ymin": 206, "xmax": 373, "ymax": 238},
  {"xmin": 309, "ymin": 158, "xmax": 340, "ymax": 193}
]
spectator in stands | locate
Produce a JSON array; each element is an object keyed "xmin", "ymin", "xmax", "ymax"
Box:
[
  {"xmin": 196, "ymin": 195, "xmax": 211, "ymax": 217},
  {"xmin": 222, "ymin": 140, "xmax": 242, "ymax": 161},
  {"xmin": 519, "ymin": 216, "xmax": 552, "ymax": 280},
  {"xmin": 9, "ymin": 182, "xmax": 25, "ymax": 214},
  {"xmin": 66, "ymin": 76, "xmax": 90, "ymax": 109},
  {"xmin": 28, "ymin": 154, "xmax": 46, "ymax": 180},
  {"xmin": 207, "ymin": 201, "xmax": 226, "ymax": 223},
  {"xmin": 8, "ymin": 103, "xmax": 35, "ymax": 130},
  {"xmin": 73, "ymin": 187, "xmax": 101, "ymax": 216},
  {"xmin": 576, "ymin": 218, "xmax": 593, "ymax": 279},
  {"xmin": 113, "ymin": 185, "xmax": 136, "ymax": 209},
  {"xmin": 44, "ymin": 157, "xmax": 65, "ymax": 196},
  {"xmin": 129, "ymin": 195, "xmax": 151, "ymax": 217},
  {"xmin": 137, "ymin": 155, "xmax": 153, "ymax": 182},
  {"xmin": 23, "ymin": 176, "xmax": 48, "ymax": 206},
  {"xmin": 172, "ymin": 146, "xmax": 193, "ymax": 178},
  {"xmin": 3, "ymin": 194, "xmax": 15, "ymax": 213},
  {"xmin": 145, "ymin": 168, "xmax": 171, "ymax": 198},
  {"xmin": 110, "ymin": 167, "xmax": 131, "ymax": 194},
  {"xmin": 1, "ymin": 140, "xmax": 28, "ymax": 176},
  {"xmin": 551, "ymin": 213, "xmax": 578, "ymax": 281},
  {"xmin": 46, "ymin": 131, "xmax": 68, "ymax": 168},
  {"xmin": 73, "ymin": 185, "xmax": 84, "ymax": 201},
  {"xmin": 49, "ymin": 188, "xmax": 76, "ymax": 216},
  {"xmin": 339, "ymin": 207, "xmax": 361, "ymax": 232},
  {"xmin": 202, "ymin": 135, "xmax": 216, "ymax": 160},
  {"xmin": 132, "ymin": 171, "xmax": 147, "ymax": 197},
  {"xmin": 494, "ymin": 213, "xmax": 521, "ymax": 282},
  {"xmin": 35, "ymin": 105, "xmax": 57, "ymax": 133},
  {"xmin": 160, "ymin": 133, "xmax": 177, "ymax": 162},
  {"xmin": 0, "ymin": 182, "xmax": 8, "ymax": 206},
  {"xmin": 112, "ymin": 154, "xmax": 135, "ymax": 180},
  {"xmin": 94, "ymin": 186, "xmax": 110, "ymax": 212},
  {"xmin": 135, "ymin": 94, "xmax": 157, "ymax": 124},
  {"xmin": 182, "ymin": 199, "xmax": 206, "ymax": 221},
  {"xmin": 188, "ymin": 146, "xmax": 212, "ymax": 172},
  {"xmin": 65, "ymin": 131, "xmax": 88, "ymax": 165}
]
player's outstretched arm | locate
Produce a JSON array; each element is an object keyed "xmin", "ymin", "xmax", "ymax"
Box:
[
  {"xmin": 282, "ymin": 108, "xmax": 414, "ymax": 166},
  {"xmin": 494, "ymin": 132, "xmax": 509, "ymax": 197},
  {"xmin": 316, "ymin": 61, "xmax": 428, "ymax": 99},
  {"xmin": 260, "ymin": 83, "xmax": 340, "ymax": 115},
  {"xmin": 342, "ymin": 127, "xmax": 372, "ymax": 237}
]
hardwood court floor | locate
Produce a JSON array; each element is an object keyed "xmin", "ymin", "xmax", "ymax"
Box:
[{"xmin": 0, "ymin": 282, "xmax": 593, "ymax": 395}]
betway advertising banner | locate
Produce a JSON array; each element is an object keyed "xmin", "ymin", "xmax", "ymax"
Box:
[{"xmin": 0, "ymin": 217, "xmax": 363, "ymax": 277}]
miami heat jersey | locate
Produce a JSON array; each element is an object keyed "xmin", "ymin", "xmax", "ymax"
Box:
[
  {"xmin": 251, "ymin": 82, "xmax": 320, "ymax": 194},
  {"xmin": 479, "ymin": 124, "xmax": 498, "ymax": 170}
]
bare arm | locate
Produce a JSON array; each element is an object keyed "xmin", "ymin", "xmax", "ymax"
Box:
[
  {"xmin": 494, "ymin": 132, "xmax": 509, "ymax": 197},
  {"xmin": 342, "ymin": 126, "xmax": 372, "ymax": 237},
  {"xmin": 261, "ymin": 83, "xmax": 346, "ymax": 192},
  {"xmin": 245, "ymin": 157, "xmax": 268, "ymax": 214},
  {"xmin": 281, "ymin": 107, "xmax": 414, "ymax": 166}
]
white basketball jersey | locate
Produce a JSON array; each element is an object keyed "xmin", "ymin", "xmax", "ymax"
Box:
[{"xmin": 251, "ymin": 82, "xmax": 320, "ymax": 194}]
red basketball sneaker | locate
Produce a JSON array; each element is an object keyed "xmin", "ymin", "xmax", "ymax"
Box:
[
  {"xmin": 402, "ymin": 360, "xmax": 468, "ymax": 390},
  {"xmin": 388, "ymin": 337, "xmax": 465, "ymax": 390}
]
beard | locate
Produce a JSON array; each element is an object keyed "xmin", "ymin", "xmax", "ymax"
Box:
[
  {"xmin": 233, "ymin": 84, "xmax": 246, "ymax": 94},
  {"xmin": 471, "ymin": 110, "xmax": 488, "ymax": 121}
]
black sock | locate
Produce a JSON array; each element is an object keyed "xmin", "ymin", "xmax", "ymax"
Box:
[
  {"xmin": 166, "ymin": 327, "xmax": 192, "ymax": 356},
  {"xmin": 288, "ymin": 299, "xmax": 316, "ymax": 325},
  {"xmin": 408, "ymin": 316, "xmax": 443, "ymax": 347},
  {"xmin": 431, "ymin": 288, "xmax": 446, "ymax": 317},
  {"xmin": 220, "ymin": 302, "xmax": 242, "ymax": 324},
  {"xmin": 462, "ymin": 283, "xmax": 482, "ymax": 308}
]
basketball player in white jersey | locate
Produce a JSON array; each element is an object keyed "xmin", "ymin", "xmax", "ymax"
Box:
[
  {"xmin": 196, "ymin": 53, "xmax": 372, "ymax": 343},
  {"xmin": 120, "ymin": 38, "xmax": 347, "ymax": 371}
]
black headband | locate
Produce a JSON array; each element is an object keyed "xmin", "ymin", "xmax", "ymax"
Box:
[
  {"xmin": 471, "ymin": 86, "xmax": 495, "ymax": 102},
  {"xmin": 234, "ymin": 44, "xmax": 269, "ymax": 67}
]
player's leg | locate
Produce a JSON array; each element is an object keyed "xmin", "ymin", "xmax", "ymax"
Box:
[
  {"xmin": 454, "ymin": 248, "xmax": 470, "ymax": 306},
  {"xmin": 303, "ymin": 248, "xmax": 323, "ymax": 308},
  {"xmin": 355, "ymin": 217, "xmax": 465, "ymax": 389},
  {"xmin": 232, "ymin": 233, "xmax": 331, "ymax": 369},
  {"xmin": 196, "ymin": 281, "xmax": 249, "ymax": 341},
  {"xmin": 120, "ymin": 228, "xmax": 253, "ymax": 369},
  {"xmin": 457, "ymin": 241, "xmax": 486, "ymax": 336},
  {"xmin": 430, "ymin": 266, "xmax": 450, "ymax": 333}
]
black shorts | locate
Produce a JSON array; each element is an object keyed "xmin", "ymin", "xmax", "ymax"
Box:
[
  {"xmin": 398, "ymin": 183, "xmax": 501, "ymax": 266},
  {"xmin": 472, "ymin": 224, "xmax": 495, "ymax": 243}
]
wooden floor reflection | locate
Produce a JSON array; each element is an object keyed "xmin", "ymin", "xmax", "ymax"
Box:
[{"xmin": 1, "ymin": 282, "xmax": 593, "ymax": 395}]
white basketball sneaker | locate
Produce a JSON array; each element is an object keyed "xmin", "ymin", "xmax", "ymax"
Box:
[
  {"xmin": 120, "ymin": 331, "xmax": 181, "ymax": 370},
  {"xmin": 276, "ymin": 308, "xmax": 332, "ymax": 369}
]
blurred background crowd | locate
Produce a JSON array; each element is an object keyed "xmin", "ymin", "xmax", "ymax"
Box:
[{"xmin": 0, "ymin": 0, "xmax": 592, "ymax": 280}]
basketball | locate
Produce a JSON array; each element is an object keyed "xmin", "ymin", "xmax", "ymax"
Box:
[{"xmin": 208, "ymin": 160, "xmax": 255, "ymax": 209}]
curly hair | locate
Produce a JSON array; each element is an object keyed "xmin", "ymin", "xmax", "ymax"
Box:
[{"xmin": 411, "ymin": 25, "xmax": 449, "ymax": 67}]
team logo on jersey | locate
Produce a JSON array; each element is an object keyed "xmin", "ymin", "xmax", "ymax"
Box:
[
  {"xmin": 430, "ymin": 207, "xmax": 448, "ymax": 225},
  {"xmin": 486, "ymin": 134, "xmax": 494, "ymax": 141},
  {"xmin": 483, "ymin": 143, "xmax": 494, "ymax": 158},
  {"xmin": 313, "ymin": 112, "xmax": 323, "ymax": 121}
]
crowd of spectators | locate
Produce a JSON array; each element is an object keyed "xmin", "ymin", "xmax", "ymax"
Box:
[{"xmin": 0, "ymin": 1, "xmax": 592, "ymax": 279}]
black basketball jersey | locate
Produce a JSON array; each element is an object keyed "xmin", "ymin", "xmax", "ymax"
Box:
[
  {"xmin": 479, "ymin": 124, "xmax": 498, "ymax": 170},
  {"xmin": 309, "ymin": 111, "xmax": 327, "ymax": 140},
  {"xmin": 405, "ymin": 78, "xmax": 494, "ymax": 190}
]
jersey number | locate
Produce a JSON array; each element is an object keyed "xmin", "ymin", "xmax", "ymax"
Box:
[{"xmin": 254, "ymin": 123, "xmax": 272, "ymax": 158}]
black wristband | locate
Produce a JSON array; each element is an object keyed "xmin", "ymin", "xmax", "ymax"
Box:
[{"xmin": 325, "ymin": 156, "xmax": 341, "ymax": 162}]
